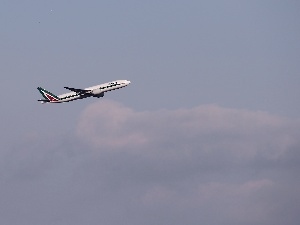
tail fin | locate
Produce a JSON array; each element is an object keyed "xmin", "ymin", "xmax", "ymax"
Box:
[{"xmin": 37, "ymin": 87, "xmax": 60, "ymax": 102}]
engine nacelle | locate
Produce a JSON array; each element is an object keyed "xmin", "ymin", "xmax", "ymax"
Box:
[
  {"xmin": 91, "ymin": 89, "xmax": 102, "ymax": 95},
  {"xmin": 93, "ymin": 92, "xmax": 104, "ymax": 98}
]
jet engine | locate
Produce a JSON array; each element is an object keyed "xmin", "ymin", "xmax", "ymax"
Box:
[{"xmin": 93, "ymin": 92, "xmax": 104, "ymax": 98}]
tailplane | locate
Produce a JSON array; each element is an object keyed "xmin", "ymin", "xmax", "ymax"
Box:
[{"xmin": 37, "ymin": 87, "xmax": 60, "ymax": 102}]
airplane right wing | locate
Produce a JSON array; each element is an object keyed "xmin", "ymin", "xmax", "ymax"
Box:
[{"xmin": 64, "ymin": 87, "xmax": 92, "ymax": 95}]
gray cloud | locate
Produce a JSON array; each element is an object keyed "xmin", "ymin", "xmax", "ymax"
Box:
[{"xmin": 1, "ymin": 101, "xmax": 299, "ymax": 225}]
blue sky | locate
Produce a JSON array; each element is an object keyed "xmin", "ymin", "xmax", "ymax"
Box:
[{"xmin": 1, "ymin": 1, "xmax": 300, "ymax": 224}]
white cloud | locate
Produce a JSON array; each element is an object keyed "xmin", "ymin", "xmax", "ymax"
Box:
[
  {"xmin": 77, "ymin": 100, "xmax": 148, "ymax": 149},
  {"xmin": 77, "ymin": 100, "xmax": 299, "ymax": 161}
]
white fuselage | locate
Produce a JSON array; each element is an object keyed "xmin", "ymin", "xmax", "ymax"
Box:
[{"xmin": 55, "ymin": 80, "xmax": 130, "ymax": 103}]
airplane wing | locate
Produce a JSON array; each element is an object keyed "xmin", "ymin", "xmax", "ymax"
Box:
[{"xmin": 64, "ymin": 87, "xmax": 92, "ymax": 95}]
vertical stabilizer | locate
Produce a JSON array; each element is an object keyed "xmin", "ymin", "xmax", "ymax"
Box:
[{"xmin": 37, "ymin": 87, "xmax": 60, "ymax": 102}]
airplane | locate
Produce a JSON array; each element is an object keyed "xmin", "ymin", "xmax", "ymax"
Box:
[{"xmin": 37, "ymin": 80, "xmax": 131, "ymax": 103}]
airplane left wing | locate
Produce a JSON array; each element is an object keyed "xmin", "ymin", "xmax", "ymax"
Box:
[{"xmin": 64, "ymin": 87, "xmax": 92, "ymax": 95}]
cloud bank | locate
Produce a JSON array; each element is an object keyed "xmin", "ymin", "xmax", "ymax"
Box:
[
  {"xmin": 1, "ymin": 100, "xmax": 299, "ymax": 225},
  {"xmin": 77, "ymin": 100, "xmax": 297, "ymax": 159}
]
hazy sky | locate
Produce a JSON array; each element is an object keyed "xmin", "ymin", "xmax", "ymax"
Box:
[{"xmin": 1, "ymin": 1, "xmax": 300, "ymax": 224}]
